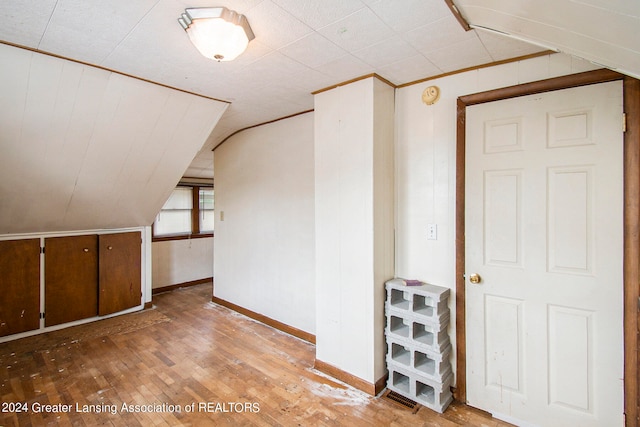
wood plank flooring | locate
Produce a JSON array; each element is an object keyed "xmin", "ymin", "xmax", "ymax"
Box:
[{"xmin": 0, "ymin": 283, "xmax": 512, "ymax": 426}]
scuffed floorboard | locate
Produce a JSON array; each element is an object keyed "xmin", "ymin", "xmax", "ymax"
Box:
[{"xmin": 0, "ymin": 283, "xmax": 512, "ymax": 426}]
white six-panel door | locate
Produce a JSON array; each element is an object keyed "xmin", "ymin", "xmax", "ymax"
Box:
[{"xmin": 465, "ymin": 82, "xmax": 624, "ymax": 427}]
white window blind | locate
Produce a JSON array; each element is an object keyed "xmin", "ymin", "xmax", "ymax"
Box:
[
  {"xmin": 154, "ymin": 187, "xmax": 193, "ymax": 236},
  {"xmin": 199, "ymin": 188, "xmax": 214, "ymax": 232}
]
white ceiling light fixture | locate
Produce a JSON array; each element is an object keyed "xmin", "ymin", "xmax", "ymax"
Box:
[{"xmin": 178, "ymin": 7, "xmax": 255, "ymax": 62}]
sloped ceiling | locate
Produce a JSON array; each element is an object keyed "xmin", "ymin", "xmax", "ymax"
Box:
[
  {"xmin": 0, "ymin": 44, "xmax": 227, "ymax": 234},
  {"xmin": 0, "ymin": 0, "xmax": 547, "ymax": 180},
  {"xmin": 0, "ymin": 0, "xmax": 636, "ymax": 209},
  {"xmin": 452, "ymin": 0, "xmax": 640, "ymax": 80}
]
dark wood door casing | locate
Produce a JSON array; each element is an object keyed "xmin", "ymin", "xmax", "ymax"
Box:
[
  {"xmin": 0, "ymin": 239, "xmax": 40, "ymax": 336},
  {"xmin": 98, "ymin": 232, "xmax": 142, "ymax": 316},
  {"xmin": 44, "ymin": 235, "xmax": 98, "ymax": 326}
]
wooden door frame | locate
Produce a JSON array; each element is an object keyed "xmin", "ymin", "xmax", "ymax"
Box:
[{"xmin": 455, "ymin": 69, "xmax": 640, "ymax": 425}]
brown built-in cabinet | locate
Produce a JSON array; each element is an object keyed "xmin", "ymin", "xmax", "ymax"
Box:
[
  {"xmin": 45, "ymin": 234, "xmax": 99, "ymax": 326},
  {"xmin": 98, "ymin": 232, "xmax": 142, "ymax": 316},
  {"xmin": 0, "ymin": 239, "xmax": 41, "ymax": 336},
  {"xmin": 0, "ymin": 231, "xmax": 142, "ymax": 337}
]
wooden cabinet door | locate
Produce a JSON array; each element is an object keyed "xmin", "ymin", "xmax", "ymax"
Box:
[
  {"xmin": 0, "ymin": 239, "xmax": 40, "ymax": 336},
  {"xmin": 98, "ymin": 232, "xmax": 141, "ymax": 316},
  {"xmin": 44, "ymin": 235, "xmax": 98, "ymax": 326}
]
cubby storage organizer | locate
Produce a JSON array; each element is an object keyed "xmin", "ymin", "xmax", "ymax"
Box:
[{"xmin": 384, "ymin": 278, "xmax": 453, "ymax": 413}]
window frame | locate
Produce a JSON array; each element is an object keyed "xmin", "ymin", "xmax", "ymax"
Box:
[{"xmin": 152, "ymin": 184, "xmax": 214, "ymax": 242}]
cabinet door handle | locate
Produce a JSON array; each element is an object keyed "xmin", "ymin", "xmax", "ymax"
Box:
[
  {"xmin": 83, "ymin": 248, "xmax": 89, "ymax": 252},
  {"xmin": 107, "ymin": 246, "xmax": 113, "ymax": 250}
]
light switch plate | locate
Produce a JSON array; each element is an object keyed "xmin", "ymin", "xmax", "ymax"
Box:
[{"xmin": 427, "ymin": 223, "xmax": 437, "ymax": 240}]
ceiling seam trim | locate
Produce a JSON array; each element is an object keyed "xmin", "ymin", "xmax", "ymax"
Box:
[
  {"xmin": 396, "ymin": 50, "xmax": 555, "ymax": 89},
  {"xmin": 311, "ymin": 73, "xmax": 396, "ymax": 95},
  {"xmin": 212, "ymin": 109, "xmax": 315, "ymax": 152},
  {"xmin": 0, "ymin": 40, "xmax": 231, "ymax": 105}
]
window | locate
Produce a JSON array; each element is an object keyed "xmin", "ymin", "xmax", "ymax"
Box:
[
  {"xmin": 199, "ymin": 188, "xmax": 214, "ymax": 233},
  {"xmin": 153, "ymin": 185, "xmax": 214, "ymax": 240},
  {"xmin": 154, "ymin": 187, "xmax": 193, "ymax": 236}
]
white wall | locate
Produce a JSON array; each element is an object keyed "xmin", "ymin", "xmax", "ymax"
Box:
[
  {"xmin": 213, "ymin": 112, "xmax": 315, "ymax": 334},
  {"xmin": 207, "ymin": 52, "xmax": 599, "ymax": 389},
  {"xmin": 314, "ymin": 77, "xmax": 395, "ymax": 385},
  {"xmin": 152, "ymin": 237, "xmax": 213, "ymax": 289},
  {"xmin": 394, "ymin": 53, "xmax": 600, "ymax": 382}
]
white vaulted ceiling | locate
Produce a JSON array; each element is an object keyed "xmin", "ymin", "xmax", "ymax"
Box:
[
  {"xmin": 0, "ymin": 0, "xmax": 637, "ymax": 187},
  {"xmin": 452, "ymin": 0, "xmax": 640, "ymax": 80},
  {"xmin": 0, "ymin": 45, "xmax": 228, "ymax": 234},
  {"xmin": 0, "ymin": 0, "xmax": 546, "ymax": 180}
]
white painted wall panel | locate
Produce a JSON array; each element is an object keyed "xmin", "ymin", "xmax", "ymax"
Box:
[
  {"xmin": 372, "ymin": 78, "xmax": 396, "ymax": 380},
  {"xmin": 394, "ymin": 53, "xmax": 601, "ymax": 383},
  {"xmin": 315, "ymin": 77, "xmax": 395, "ymax": 384},
  {"xmin": 152, "ymin": 237, "xmax": 213, "ymax": 289},
  {"xmin": 213, "ymin": 112, "xmax": 315, "ymax": 334},
  {"xmin": 315, "ymin": 80, "xmax": 375, "ymax": 381}
]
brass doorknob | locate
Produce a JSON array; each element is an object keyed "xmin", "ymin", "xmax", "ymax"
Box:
[{"xmin": 469, "ymin": 273, "xmax": 481, "ymax": 284}]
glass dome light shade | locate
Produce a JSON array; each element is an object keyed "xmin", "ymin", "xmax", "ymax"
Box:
[{"xmin": 178, "ymin": 7, "xmax": 254, "ymax": 62}]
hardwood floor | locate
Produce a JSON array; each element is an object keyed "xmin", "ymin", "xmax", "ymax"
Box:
[{"xmin": 0, "ymin": 283, "xmax": 511, "ymax": 426}]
